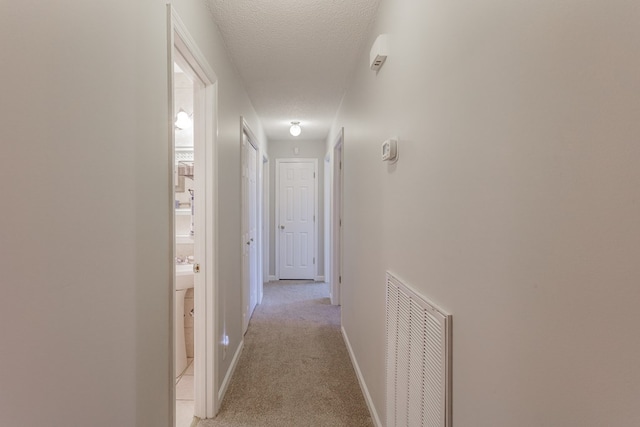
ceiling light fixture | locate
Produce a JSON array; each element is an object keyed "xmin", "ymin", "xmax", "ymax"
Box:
[
  {"xmin": 289, "ymin": 121, "xmax": 301, "ymax": 137},
  {"xmin": 175, "ymin": 109, "xmax": 192, "ymax": 130}
]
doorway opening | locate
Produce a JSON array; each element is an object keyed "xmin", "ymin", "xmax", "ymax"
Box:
[
  {"xmin": 170, "ymin": 7, "xmax": 219, "ymax": 426},
  {"xmin": 173, "ymin": 51, "xmax": 198, "ymax": 426}
]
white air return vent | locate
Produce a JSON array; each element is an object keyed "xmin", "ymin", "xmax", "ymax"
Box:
[{"xmin": 386, "ymin": 272, "xmax": 452, "ymax": 427}]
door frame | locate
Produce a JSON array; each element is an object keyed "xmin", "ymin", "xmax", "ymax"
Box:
[
  {"xmin": 274, "ymin": 158, "xmax": 319, "ymax": 280},
  {"xmin": 169, "ymin": 6, "xmax": 219, "ymax": 420},
  {"xmin": 240, "ymin": 117, "xmax": 261, "ymax": 333},
  {"xmin": 330, "ymin": 129, "xmax": 344, "ymax": 305}
]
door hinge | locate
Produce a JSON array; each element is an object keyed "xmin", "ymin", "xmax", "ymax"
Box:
[
  {"xmin": 339, "ymin": 218, "xmax": 342, "ymax": 227},
  {"xmin": 339, "ymin": 275, "xmax": 342, "ymax": 284},
  {"xmin": 313, "ymin": 172, "xmax": 316, "ymax": 178},
  {"xmin": 313, "ymin": 215, "xmax": 315, "ymax": 222},
  {"xmin": 340, "ymin": 161, "xmax": 342, "ymax": 170},
  {"xmin": 313, "ymin": 257, "xmax": 316, "ymax": 264}
]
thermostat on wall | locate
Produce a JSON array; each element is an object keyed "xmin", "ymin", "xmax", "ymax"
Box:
[{"xmin": 382, "ymin": 138, "xmax": 398, "ymax": 161}]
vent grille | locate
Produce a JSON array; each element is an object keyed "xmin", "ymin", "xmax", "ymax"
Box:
[{"xmin": 386, "ymin": 272, "xmax": 452, "ymax": 427}]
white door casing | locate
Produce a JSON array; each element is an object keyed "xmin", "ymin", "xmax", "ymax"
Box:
[{"xmin": 276, "ymin": 159, "xmax": 317, "ymax": 280}]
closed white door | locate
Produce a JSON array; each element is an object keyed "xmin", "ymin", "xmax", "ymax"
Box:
[
  {"xmin": 242, "ymin": 132, "xmax": 259, "ymax": 333},
  {"xmin": 331, "ymin": 135, "xmax": 343, "ymax": 305},
  {"xmin": 248, "ymin": 140, "xmax": 258, "ymax": 315},
  {"xmin": 277, "ymin": 160, "xmax": 316, "ymax": 280}
]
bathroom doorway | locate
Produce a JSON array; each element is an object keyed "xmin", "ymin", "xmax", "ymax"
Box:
[
  {"xmin": 170, "ymin": 7, "xmax": 220, "ymax": 426},
  {"xmin": 173, "ymin": 51, "xmax": 199, "ymax": 427}
]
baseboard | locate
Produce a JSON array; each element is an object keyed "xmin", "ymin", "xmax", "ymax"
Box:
[
  {"xmin": 341, "ymin": 326, "xmax": 383, "ymax": 427},
  {"xmin": 268, "ymin": 275, "xmax": 277, "ymax": 282},
  {"xmin": 315, "ymin": 275, "xmax": 325, "ymax": 282},
  {"xmin": 218, "ymin": 339, "xmax": 244, "ymax": 402}
]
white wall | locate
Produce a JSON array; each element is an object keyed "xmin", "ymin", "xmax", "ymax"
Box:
[
  {"xmin": 0, "ymin": 1, "xmax": 170, "ymax": 425},
  {"xmin": 267, "ymin": 139, "xmax": 325, "ymax": 279},
  {"xmin": 0, "ymin": 1, "xmax": 264, "ymax": 426},
  {"xmin": 329, "ymin": 1, "xmax": 640, "ymax": 426}
]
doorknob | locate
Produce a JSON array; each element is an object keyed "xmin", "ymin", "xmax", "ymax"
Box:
[{"xmin": 280, "ymin": 225, "xmax": 285, "ymax": 230}]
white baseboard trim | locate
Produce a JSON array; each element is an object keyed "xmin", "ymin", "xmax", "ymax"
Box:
[
  {"xmin": 341, "ymin": 326, "xmax": 383, "ymax": 427},
  {"xmin": 218, "ymin": 339, "xmax": 244, "ymax": 402},
  {"xmin": 268, "ymin": 275, "xmax": 328, "ymax": 282}
]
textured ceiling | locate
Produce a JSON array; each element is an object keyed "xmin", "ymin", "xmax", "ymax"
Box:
[{"xmin": 206, "ymin": 0, "xmax": 380, "ymax": 141}]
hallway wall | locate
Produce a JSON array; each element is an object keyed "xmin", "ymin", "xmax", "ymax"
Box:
[
  {"xmin": 0, "ymin": 1, "xmax": 264, "ymax": 426},
  {"xmin": 0, "ymin": 2, "xmax": 170, "ymax": 425},
  {"xmin": 328, "ymin": 1, "xmax": 640, "ymax": 426},
  {"xmin": 267, "ymin": 139, "xmax": 326, "ymax": 279}
]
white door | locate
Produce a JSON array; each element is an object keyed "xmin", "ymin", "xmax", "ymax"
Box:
[
  {"xmin": 324, "ymin": 155, "xmax": 331, "ymax": 292},
  {"xmin": 331, "ymin": 135, "xmax": 344, "ymax": 305},
  {"xmin": 277, "ymin": 159, "xmax": 317, "ymax": 280},
  {"xmin": 248, "ymin": 138, "xmax": 258, "ymax": 316},
  {"xmin": 262, "ymin": 155, "xmax": 269, "ymax": 294},
  {"xmin": 242, "ymin": 131, "xmax": 259, "ymax": 333}
]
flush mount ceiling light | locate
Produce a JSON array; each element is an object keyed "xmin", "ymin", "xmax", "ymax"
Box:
[
  {"xmin": 289, "ymin": 121, "xmax": 301, "ymax": 137},
  {"xmin": 175, "ymin": 109, "xmax": 192, "ymax": 130}
]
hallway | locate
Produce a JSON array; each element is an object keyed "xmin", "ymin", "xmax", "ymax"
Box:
[
  {"xmin": 199, "ymin": 281, "xmax": 372, "ymax": 427},
  {"xmin": 4, "ymin": 2, "xmax": 640, "ymax": 426}
]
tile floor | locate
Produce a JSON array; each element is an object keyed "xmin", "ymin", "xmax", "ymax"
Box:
[{"xmin": 176, "ymin": 358, "xmax": 195, "ymax": 427}]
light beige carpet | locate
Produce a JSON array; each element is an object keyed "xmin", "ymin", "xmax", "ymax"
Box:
[{"xmin": 198, "ymin": 280, "xmax": 373, "ymax": 427}]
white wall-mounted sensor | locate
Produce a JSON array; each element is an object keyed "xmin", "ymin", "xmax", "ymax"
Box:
[
  {"xmin": 370, "ymin": 34, "xmax": 389, "ymax": 71},
  {"xmin": 382, "ymin": 138, "xmax": 398, "ymax": 161}
]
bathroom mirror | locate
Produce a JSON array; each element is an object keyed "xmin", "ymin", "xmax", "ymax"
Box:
[{"xmin": 175, "ymin": 147, "xmax": 194, "ymax": 193}]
